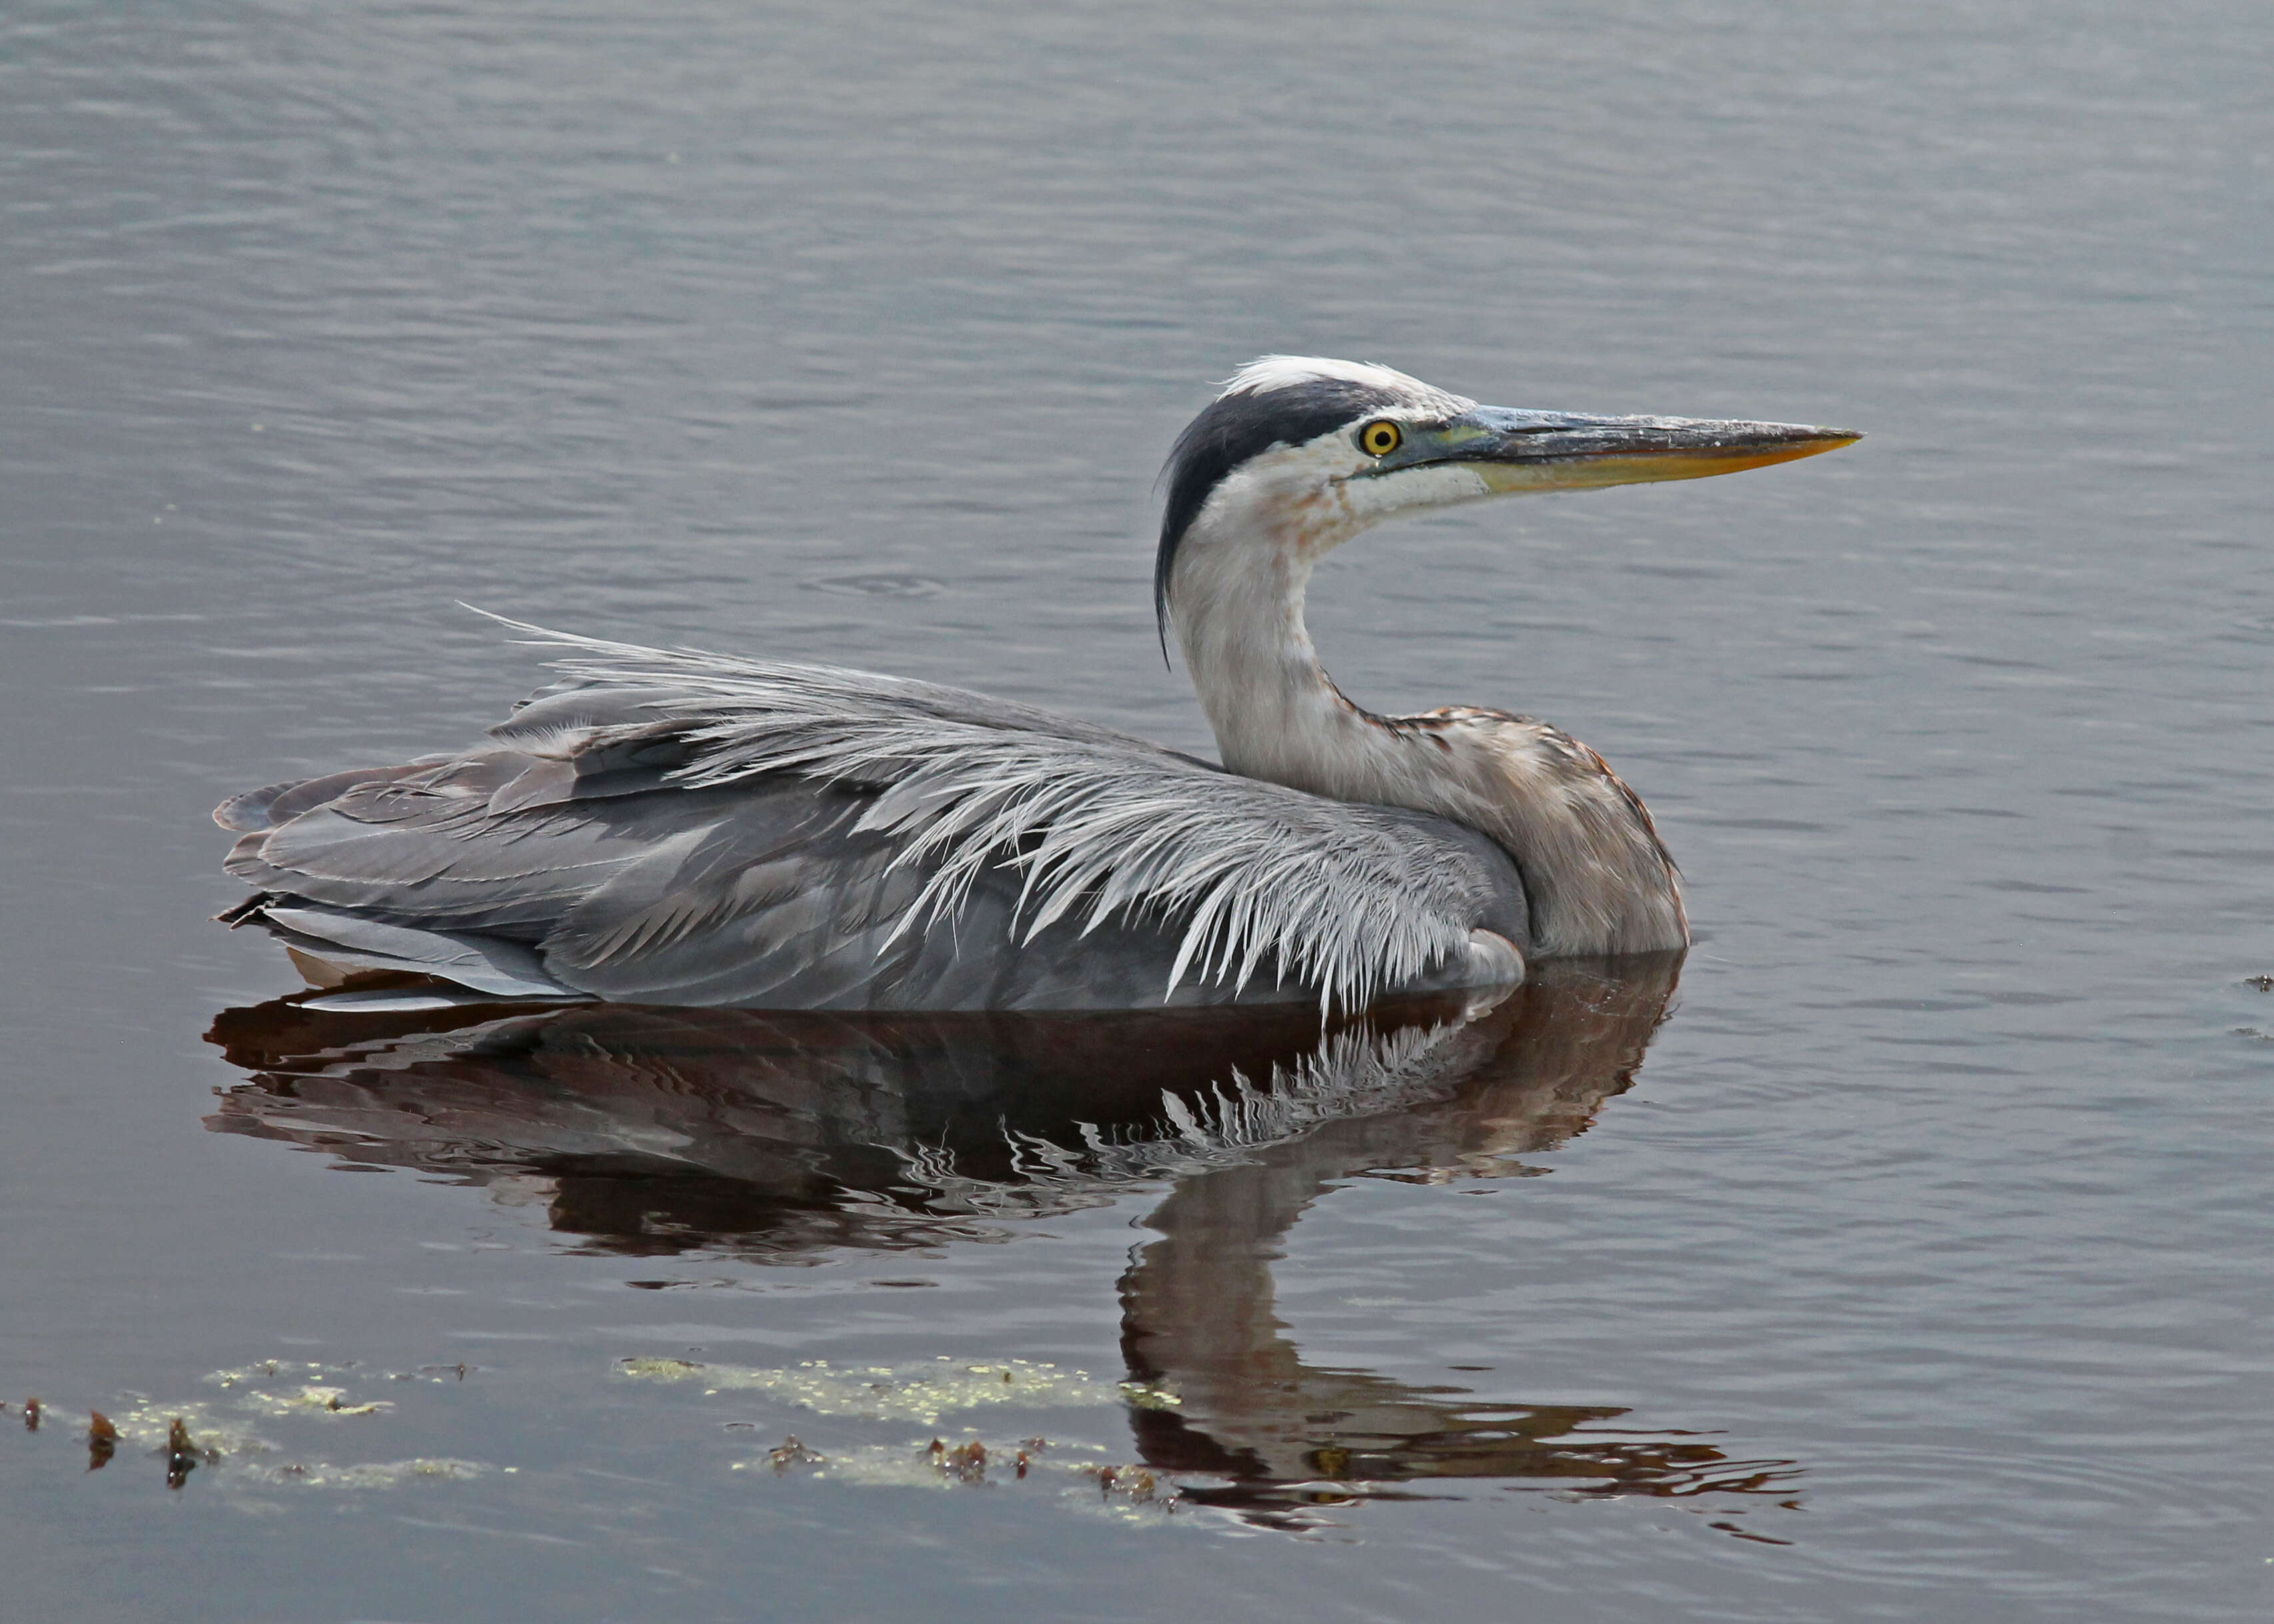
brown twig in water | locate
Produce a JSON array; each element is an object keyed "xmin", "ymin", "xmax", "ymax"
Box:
[
  {"xmin": 165, "ymin": 1417, "xmax": 206, "ymax": 1490},
  {"xmin": 87, "ymin": 1412, "xmax": 117, "ymax": 1472}
]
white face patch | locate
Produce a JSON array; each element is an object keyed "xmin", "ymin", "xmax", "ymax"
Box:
[
  {"xmin": 1337, "ymin": 459, "xmax": 1494, "ymax": 525},
  {"xmin": 1184, "ymin": 422, "xmax": 1501, "ymax": 564},
  {"xmin": 1288, "ymin": 421, "xmax": 1503, "ymax": 527}
]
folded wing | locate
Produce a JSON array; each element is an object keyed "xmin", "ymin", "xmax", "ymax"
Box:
[{"xmin": 218, "ymin": 620, "xmax": 1530, "ymax": 1011}]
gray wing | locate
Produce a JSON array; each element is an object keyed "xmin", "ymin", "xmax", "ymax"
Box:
[{"xmin": 216, "ymin": 619, "xmax": 1529, "ymax": 1011}]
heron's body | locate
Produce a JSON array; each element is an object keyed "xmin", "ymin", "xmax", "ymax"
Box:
[{"xmin": 217, "ymin": 358, "xmax": 1854, "ymax": 1011}]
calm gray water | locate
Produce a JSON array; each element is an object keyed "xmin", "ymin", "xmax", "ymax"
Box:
[{"xmin": 3, "ymin": 1, "xmax": 2269, "ymax": 1618}]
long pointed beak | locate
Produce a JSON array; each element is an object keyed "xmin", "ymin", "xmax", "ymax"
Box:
[{"xmin": 1449, "ymin": 407, "xmax": 1860, "ymax": 493}]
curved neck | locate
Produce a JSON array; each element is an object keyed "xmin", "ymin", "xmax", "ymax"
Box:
[
  {"xmin": 1167, "ymin": 509, "xmax": 1687, "ymax": 957},
  {"xmin": 1170, "ymin": 530, "xmax": 1374, "ymax": 796}
]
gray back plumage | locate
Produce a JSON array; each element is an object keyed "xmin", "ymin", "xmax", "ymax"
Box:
[{"xmin": 220, "ymin": 619, "xmax": 1528, "ymax": 1011}]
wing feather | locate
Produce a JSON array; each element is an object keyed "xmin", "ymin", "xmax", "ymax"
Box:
[{"xmin": 465, "ymin": 617, "xmax": 1526, "ymax": 1010}]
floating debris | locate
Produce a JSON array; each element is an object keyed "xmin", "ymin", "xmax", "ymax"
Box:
[
  {"xmin": 615, "ymin": 1355, "xmax": 1175, "ymax": 1424},
  {"xmin": 87, "ymin": 1412, "xmax": 117, "ymax": 1471},
  {"xmin": 276, "ymin": 1386, "xmax": 389, "ymax": 1417},
  {"xmin": 210, "ymin": 1358, "xmax": 466, "ymax": 1394},
  {"xmin": 234, "ymin": 1458, "xmax": 487, "ymax": 1490},
  {"xmin": 720, "ymin": 1431, "xmax": 1194, "ymax": 1523},
  {"xmin": 166, "ymin": 1417, "xmax": 213, "ymax": 1490},
  {"xmin": 766, "ymin": 1436, "xmax": 826, "ymax": 1472},
  {"xmin": 98, "ymin": 1400, "xmax": 268, "ymax": 1463},
  {"xmin": 1079, "ymin": 1463, "xmax": 1171, "ymax": 1510},
  {"xmin": 620, "ymin": 1357, "xmax": 703, "ymax": 1379},
  {"xmin": 11, "ymin": 1373, "xmax": 495, "ymax": 1502},
  {"xmin": 206, "ymin": 1360, "xmax": 296, "ymax": 1389}
]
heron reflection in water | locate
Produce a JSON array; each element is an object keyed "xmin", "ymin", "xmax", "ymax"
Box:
[
  {"xmin": 207, "ymin": 958, "xmax": 1799, "ymax": 1529},
  {"xmin": 214, "ymin": 358, "xmax": 1854, "ymax": 1012}
]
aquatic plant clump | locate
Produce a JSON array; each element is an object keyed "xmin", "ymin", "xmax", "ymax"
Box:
[
  {"xmin": 730, "ymin": 1430, "xmax": 1195, "ymax": 1525},
  {"xmin": 617, "ymin": 1355, "xmax": 1179, "ymax": 1426},
  {"xmin": 8, "ymin": 1358, "xmax": 501, "ymax": 1498}
]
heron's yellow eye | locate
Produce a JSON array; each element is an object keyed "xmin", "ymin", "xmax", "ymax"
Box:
[{"xmin": 1358, "ymin": 420, "xmax": 1403, "ymax": 457}]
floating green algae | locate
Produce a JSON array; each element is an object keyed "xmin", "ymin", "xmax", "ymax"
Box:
[
  {"xmin": 248, "ymin": 1385, "xmax": 390, "ymax": 1416},
  {"xmin": 234, "ymin": 1457, "xmax": 488, "ymax": 1490},
  {"xmin": 102, "ymin": 1398, "xmax": 271, "ymax": 1459},
  {"xmin": 17, "ymin": 1360, "xmax": 501, "ymax": 1497},
  {"xmin": 728, "ymin": 1431, "xmax": 1187, "ymax": 1524},
  {"xmin": 617, "ymin": 1355, "xmax": 1178, "ymax": 1425}
]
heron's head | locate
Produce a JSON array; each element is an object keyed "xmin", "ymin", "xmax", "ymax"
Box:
[{"xmin": 1155, "ymin": 356, "xmax": 1858, "ymax": 635}]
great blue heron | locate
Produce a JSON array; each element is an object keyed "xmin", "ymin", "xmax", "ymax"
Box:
[{"xmin": 214, "ymin": 357, "xmax": 1856, "ymax": 1011}]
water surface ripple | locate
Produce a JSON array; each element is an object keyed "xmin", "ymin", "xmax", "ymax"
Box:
[{"xmin": 1, "ymin": 2, "xmax": 2267, "ymax": 1619}]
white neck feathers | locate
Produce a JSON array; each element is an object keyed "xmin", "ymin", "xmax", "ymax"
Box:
[{"xmin": 1167, "ymin": 472, "xmax": 1687, "ymax": 957}]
